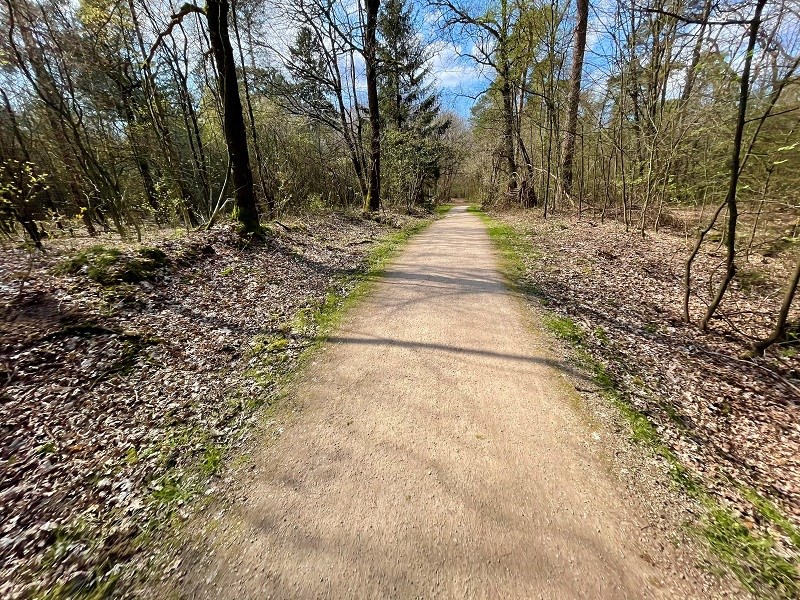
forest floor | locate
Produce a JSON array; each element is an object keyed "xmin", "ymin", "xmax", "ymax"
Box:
[
  {"xmin": 2, "ymin": 204, "xmax": 797, "ymax": 598},
  {"xmin": 164, "ymin": 205, "xmax": 744, "ymax": 599},
  {"xmin": 0, "ymin": 210, "xmax": 429, "ymax": 598},
  {"xmin": 482, "ymin": 207, "xmax": 800, "ymax": 597}
]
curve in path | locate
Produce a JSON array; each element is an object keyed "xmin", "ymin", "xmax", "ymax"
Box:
[{"xmin": 184, "ymin": 205, "xmax": 702, "ymax": 599}]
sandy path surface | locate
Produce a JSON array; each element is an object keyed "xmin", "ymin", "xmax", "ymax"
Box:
[{"xmin": 182, "ymin": 206, "xmax": 707, "ymax": 599}]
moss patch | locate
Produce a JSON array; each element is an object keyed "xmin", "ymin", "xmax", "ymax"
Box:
[{"xmin": 56, "ymin": 245, "xmax": 168, "ymax": 285}]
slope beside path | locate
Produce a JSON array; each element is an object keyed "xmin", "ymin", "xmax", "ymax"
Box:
[{"xmin": 176, "ymin": 205, "xmax": 725, "ymax": 599}]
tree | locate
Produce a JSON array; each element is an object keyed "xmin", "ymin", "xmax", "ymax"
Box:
[
  {"xmin": 150, "ymin": 0, "xmax": 261, "ymax": 235},
  {"xmin": 364, "ymin": 0, "xmax": 382, "ymax": 212},
  {"xmin": 377, "ymin": 0, "xmax": 450, "ymax": 208},
  {"xmin": 700, "ymin": 0, "xmax": 768, "ymax": 330},
  {"xmin": 377, "ymin": 0, "xmax": 438, "ymax": 131},
  {"xmin": 560, "ymin": 0, "xmax": 588, "ymax": 198}
]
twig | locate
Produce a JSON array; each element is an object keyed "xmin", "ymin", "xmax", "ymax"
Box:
[{"xmin": 146, "ymin": 3, "xmax": 205, "ymax": 66}]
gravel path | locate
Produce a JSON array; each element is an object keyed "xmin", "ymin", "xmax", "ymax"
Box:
[{"xmin": 181, "ymin": 206, "xmax": 716, "ymax": 599}]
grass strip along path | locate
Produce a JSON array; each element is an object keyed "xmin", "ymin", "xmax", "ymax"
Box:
[{"xmin": 169, "ymin": 205, "xmax": 737, "ymax": 599}]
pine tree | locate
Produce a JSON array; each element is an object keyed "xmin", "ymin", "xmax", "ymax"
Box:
[{"xmin": 377, "ymin": 0, "xmax": 446, "ymax": 135}]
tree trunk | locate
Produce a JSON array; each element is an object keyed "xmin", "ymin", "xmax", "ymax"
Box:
[
  {"xmin": 701, "ymin": 0, "xmax": 767, "ymax": 330},
  {"xmin": 500, "ymin": 70, "xmax": 517, "ymax": 193},
  {"xmin": 560, "ymin": 0, "xmax": 588, "ymax": 198},
  {"xmin": 753, "ymin": 259, "xmax": 800, "ymax": 356},
  {"xmin": 206, "ymin": 0, "xmax": 260, "ymax": 234},
  {"xmin": 364, "ymin": 0, "xmax": 382, "ymax": 212},
  {"xmin": 233, "ymin": 2, "xmax": 275, "ymax": 219}
]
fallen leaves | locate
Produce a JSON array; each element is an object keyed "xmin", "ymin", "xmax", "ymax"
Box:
[
  {"xmin": 0, "ymin": 212, "xmax": 415, "ymax": 598},
  {"xmin": 495, "ymin": 210, "xmax": 799, "ymax": 536}
]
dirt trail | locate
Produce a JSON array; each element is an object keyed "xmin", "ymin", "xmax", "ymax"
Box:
[{"xmin": 181, "ymin": 206, "xmax": 713, "ymax": 599}]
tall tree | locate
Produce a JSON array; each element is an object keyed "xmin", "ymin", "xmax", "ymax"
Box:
[
  {"xmin": 150, "ymin": 0, "xmax": 261, "ymax": 235},
  {"xmin": 560, "ymin": 0, "xmax": 588, "ymax": 198},
  {"xmin": 206, "ymin": 0, "xmax": 261, "ymax": 233},
  {"xmin": 378, "ymin": 0, "xmax": 436, "ymax": 131},
  {"xmin": 364, "ymin": 0, "xmax": 382, "ymax": 212}
]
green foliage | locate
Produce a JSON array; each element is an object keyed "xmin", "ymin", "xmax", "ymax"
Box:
[
  {"xmin": 0, "ymin": 159, "xmax": 50, "ymax": 245},
  {"xmin": 376, "ymin": 0, "xmax": 454, "ymax": 209},
  {"xmin": 382, "ymin": 128, "xmax": 450, "ymax": 208}
]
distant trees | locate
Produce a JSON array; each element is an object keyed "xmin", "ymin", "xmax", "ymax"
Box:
[
  {"xmin": 1, "ymin": 0, "xmax": 464, "ymax": 243},
  {"xmin": 436, "ymin": 0, "xmax": 525, "ymax": 200},
  {"xmin": 450, "ymin": 0, "xmax": 799, "ymax": 349}
]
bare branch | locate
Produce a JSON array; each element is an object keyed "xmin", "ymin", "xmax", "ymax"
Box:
[{"xmin": 146, "ymin": 3, "xmax": 206, "ymax": 66}]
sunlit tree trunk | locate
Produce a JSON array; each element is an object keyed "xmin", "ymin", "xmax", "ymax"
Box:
[{"xmin": 561, "ymin": 0, "xmax": 588, "ymax": 198}]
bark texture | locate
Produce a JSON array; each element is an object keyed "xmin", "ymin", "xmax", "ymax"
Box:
[
  {"xmin": 364, "ymin": 0, "xmax": 382, "ymax": 212},
  {"xmin": 560, "ymin": 0, "xmax": 589, "ymax": 198},
  {"xmin": 206, "ymin": 0, "xmax": 260, "ymax": 233}
]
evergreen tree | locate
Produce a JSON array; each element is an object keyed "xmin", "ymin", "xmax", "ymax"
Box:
[
  {"xmin": 286, "ymin": 27, "xmax": 337, "ymax": 126},
  {"xmin": 377, "ymin": 0, "xmax": 446, "ymax": 135}
]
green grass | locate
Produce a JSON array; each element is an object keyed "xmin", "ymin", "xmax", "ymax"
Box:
[
  {"xmin": 701, "ymin": 506, "xmax": 799, "ymax": 599},
  {"xmin": 543, "ymin": 314, "xmax": 585, "ymax": 345},
  {"xmin": 435, "ymin": 203, "xmax": 454, "ymax": 216},
  {"xmin": 473, "ymin": 206, "xmax": 800, "ymax": 599},
  {"xmin": 36, "ymin": 518, "xmax": 123, "ymax": 600},
  {"xmin": 743, "ymin": 488, "xmax": 800, "ymax": 550}
]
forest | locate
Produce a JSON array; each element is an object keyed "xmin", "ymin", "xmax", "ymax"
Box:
[{"xmin": 1, "ymin": 0, "xmax": 799, "ymax": 597}]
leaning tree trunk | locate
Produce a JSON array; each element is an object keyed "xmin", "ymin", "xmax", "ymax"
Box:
[
  {"xmin": 701, "ymin": 0, "xmax": 767, "ymax": 331},
  {"xmin": 363, "ymin": 0, "xmax": 381, "ymax": 213},
  {"xmin": 560, "ymin": 0, "xmax": 589, "ymax": 198},
  {"xmin": 206, "ymin": 0, "xmax": 260, "ymax": 234},
  {"xmin": 753, "ymin": 259, "xmax": 800, "ymax": 356}
]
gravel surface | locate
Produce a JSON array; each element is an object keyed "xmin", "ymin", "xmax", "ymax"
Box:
[{"xmin": 172, "ymin": 206, "xmax": 743, "ymax": 599}]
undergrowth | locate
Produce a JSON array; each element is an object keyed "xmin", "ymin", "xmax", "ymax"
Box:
[{"xmin": 473, "ymin": 206, "xmax": 800, "ymax": 599}]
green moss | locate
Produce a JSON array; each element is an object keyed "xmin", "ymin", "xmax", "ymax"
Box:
[
  {"xmin": 55, "ymin": 245, "xmax": 168, "ymax": 285},
  {"xmin": 738, "ymin": 267, "xmax": 770, "ymax": 293},
  {"xmin": 37, "ymin": 441, "xmax": 57, "ymax": 455},
  {"xmin": 201, "ymin": 444, "xmax": 223, "ymax": 477},
  {"xmin": 149, "ymin": 475, "xmax": 194, "ymax": 507}
]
